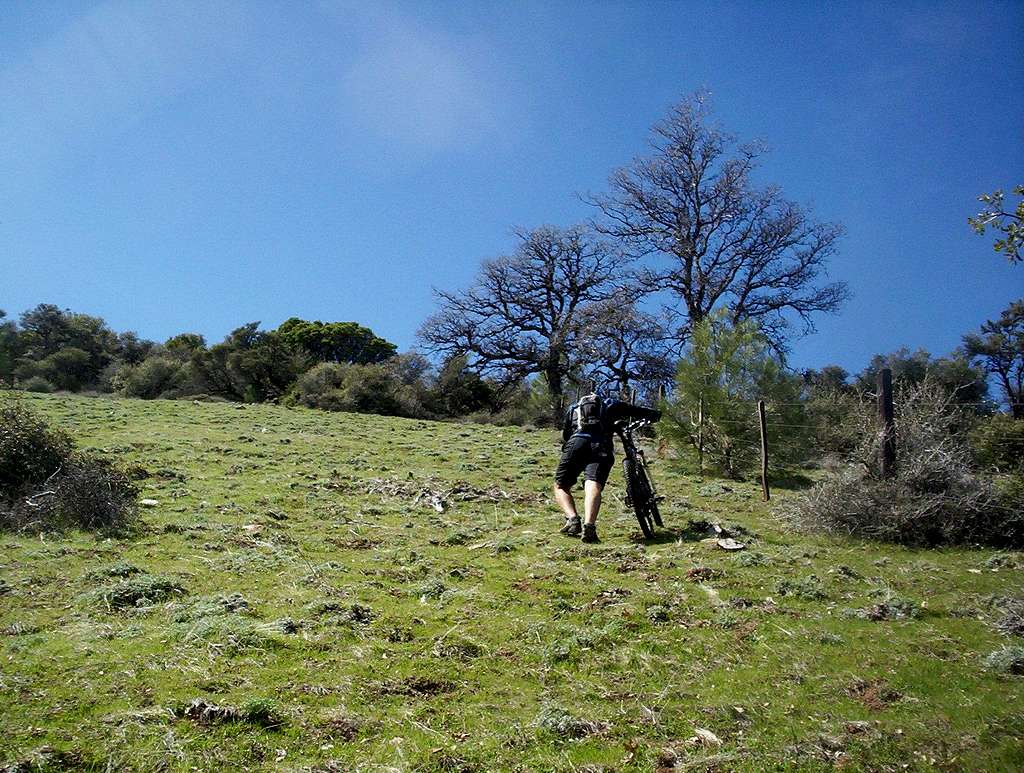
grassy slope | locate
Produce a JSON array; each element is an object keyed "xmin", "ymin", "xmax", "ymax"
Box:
[{"xmin": 0, "ymin": 392, "xmax": 1021, "ymax": 772}]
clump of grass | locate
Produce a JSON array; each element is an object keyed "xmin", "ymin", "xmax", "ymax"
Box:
[
  {"xmin": 646, "ymin": 605, "xmax": 670, "ymax": 623},
  {"xmin": 93, "ymin": 574, "xmax": 185, "ymax": 609},
  {"xmin": 985, "ymin": 553, "xmax": 1021, "ymax": 570},
  {"xmin": 173, "ymin": 697, "xmax": 285, "ymax": 727},
  {"xmin": 270, "ymin": 617, "xmax": 300, "ymax": 634},
  {"xmin": 983, "ymin": 646, "xmax": 1024, "ymax": 675},
  {"xmin": 0, "ymin": 745, "xmax": 91, "ymax": 772},
  {"xmin": 863, "ymin": 596, "xmax": 921, "ymax": 621},
  {"xmin": 176, "ymin": 616, "xmax": 278, "ymax": 654},
  {"xmin": 86, "ymin": 561, "xmax": 141, "ymax": 580},
  {"xmin": 173, "ymin": 592, "xmax": 253, "ymax": 622},
  {"xmin": 776, "ymin": 575, "xmax": 827, "ymax": 600},
  {"xmin": 737, "ymin": 551, "xmax": 770, "ymax": 567},
  {"xmin": 535, "ymin": 705, "xmax": 609, "ymax": 739},
  {"xmin": 416, "ymin": 579, "xmax": 447, "ymax": 600},
  {"xmin": 995, "ymin": 598, "xmax": 1024, "ymax": 638},
  {"xmin": 431, "ymin": 635, "xmax": 484, "ymax": 660}
]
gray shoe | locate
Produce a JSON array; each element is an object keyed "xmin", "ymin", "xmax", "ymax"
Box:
[
  {"xmin": 559, "ymin": 516, "xmax": 582, "ymax": 537},
  {"xmin": 581, "ymin": 523, "xmax": 599, "ymax": 543}
]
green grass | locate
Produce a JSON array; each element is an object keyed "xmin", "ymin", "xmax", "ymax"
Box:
[{"xmin": 0, "ymin": 391, "xmax": 1022, "ymax": 771}]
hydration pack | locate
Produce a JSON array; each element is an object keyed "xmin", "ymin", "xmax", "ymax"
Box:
[{"xmin": 573, "ymin": 393, "xmax": 605, "ymax": 432}]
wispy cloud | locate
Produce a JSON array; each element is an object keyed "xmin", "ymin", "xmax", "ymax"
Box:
[
  {"xmin": 328, "ymin": 1, "xmax": 509, "ymax": 155},
  {"xmin": 0, "ymin": 0, "xmax": 248, "ymax": 186}
]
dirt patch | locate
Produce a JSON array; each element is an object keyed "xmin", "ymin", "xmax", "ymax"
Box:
[
  {"xmin": 687, "ymin": 567, "xmax": 721, "ymax": 582},
  {"xmin": 335, "ymin": 475, "xmax": 542, "ymax": 512},
  {"xmin": 320, "ymin": 713, "xmax": 363, "ymax": 741},
  {"xmin": 846, "ymin": 678, "xmax": 902, "ymax": 710},
  {"xmin": 325, "ymin": 536, "xmax": 379, "ymax": 550},
  {"xmin": 378, "ymin": 676, "xmax": 455, "ymax": 696}
]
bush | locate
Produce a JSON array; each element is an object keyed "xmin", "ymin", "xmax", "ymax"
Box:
[
  {"xmin": 38, "ymin": 347, "xmax": 92, "ymax": 391},
  {"xmin": 0, "ymin": 404, "xmax": 138, "ymax": 534},
  {"xmin": 0, "ymin": 404, "xmax": 72, "ymax": 496},
  {"xmin": 784, "ymin": 381, "xmax": 1024, "ymax": 547},
  {"xmin": 291, "ymin": 362, "xmax": 426, "ymax": 417},
  {"xmin": 21, "ymin": 376, "xmax": 55, "ymax": 393},
  {"xmin": 971, "ymin": 413, "xmax": 1024, "ymax": 473},
  {"xmin": 121, "ymin": 356, "xmax": 186, "ymax": 399}
]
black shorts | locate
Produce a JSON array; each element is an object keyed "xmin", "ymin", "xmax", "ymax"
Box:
[{"xmin": 554, "ymin": 435, "xmax": 613, "ymax": 489}]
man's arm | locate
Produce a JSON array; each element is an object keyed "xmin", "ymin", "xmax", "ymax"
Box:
[
  {"xmin": 606, "ymin": 400, "xmax": 661, "ymax": 425},
  {"xmin": 561, "ymin": 405, "xmax": 574, "ymax": 444}
]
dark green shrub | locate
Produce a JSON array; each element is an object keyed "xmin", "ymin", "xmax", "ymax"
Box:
[
  {"xmin": 121, "ymin": 356, "xmax": 186, "ymax": 399},
  {"xmin": 971, "ymin": 413, "xmax": 1024, "ymax": 473},
  {"xmin": 292, "ymin": 362, "xmax": 425, "ymax": 417},
  {"xmin": 21, "ymin": 376, "xmax": 54, "ymax": 393},
  {"xmin": 0, "ymin": 404, "xmax": 72, "ymax": 497},
  {"xmin": 0, "ymin": 405, "xmax": 138, "ymax": 534},
  {"xmin": 38, "ymin": 347, "xmax": 92, "ymax": 391}
]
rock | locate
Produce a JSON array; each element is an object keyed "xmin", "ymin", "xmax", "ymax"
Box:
[
  {"xmin": 687, "ymin": 727, "xmax": 722, "ymax": 748},
  {"xmin": 140, "ymin": 499, "xmax": 160, "ymax": 507},
  {"xmin": 717, "ymin": 538, "xmax": 746, "ymax": 551}
]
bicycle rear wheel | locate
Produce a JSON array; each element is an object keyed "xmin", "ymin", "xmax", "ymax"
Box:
[{"xmin": 623, "ymin": 458, "xmax": 654, "ymax": 538}]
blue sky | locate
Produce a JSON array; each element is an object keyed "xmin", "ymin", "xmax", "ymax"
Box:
[{"xmin": 1, "ymin": 0, "xmax": 1022, "ymax": 375}]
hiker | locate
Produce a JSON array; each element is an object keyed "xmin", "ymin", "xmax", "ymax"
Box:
[{"xmin": 554, "ymin": 392, "xmax": 661, "ymax": 543}]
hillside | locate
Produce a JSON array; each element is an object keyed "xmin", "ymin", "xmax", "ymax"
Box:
[{"xmin": 1, "ymin": 392, "xmax": 1021, "ymax": 772}]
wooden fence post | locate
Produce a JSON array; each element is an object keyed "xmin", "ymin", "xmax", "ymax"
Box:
[
  {"xmin": 757, "ymin": 399, "xmax": 770, "ymax": 502},
  {"xmin": 877, "ymin": 368, "xmax": 896, "ymax": 478}
]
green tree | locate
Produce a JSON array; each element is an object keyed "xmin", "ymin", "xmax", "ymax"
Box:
[
  {"xmin": 276, "ymin": 318, "xmax": 396, "ymax": 365},
  {"xmin": 38, "ymin": 348, "xmax": 92, "ymax": 391},
  {"xmin": 427, "ymin": 355, "xmax": 495, "ymax": 417},
  {"xmin": 964, "ymin": 299, "xmax": 1024, "ymax": 418},
  {"xmin": 0, "ymin": 311, "xmax": 19, "ymax": 386},
  {"xmin": 17, "ymin": 304, "xmax": 118, "ymax": 388},
  {"xmin": 192, "ymin": 323, "xmax": 307, "ymax": 402},
  {"xmin": 969, "ymin": 184, "xmax": 1023, "ymax": 263},
  {"xmin": 165, "ymin": 333, "xmax": 207, "ymax": 356},
  {"xmin": 660, "ymin": 310, "xmax": 808, "ymax": 478},
  {"xmin": 854, "ymin": 347, "xmax": 990, "ymax": 407}
]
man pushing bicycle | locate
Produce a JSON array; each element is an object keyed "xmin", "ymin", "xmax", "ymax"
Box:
[{"xmin": 554, "ymin": 392, "xmax": 661, "ymax": 543}]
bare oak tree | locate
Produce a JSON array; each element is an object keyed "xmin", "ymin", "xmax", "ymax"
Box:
[
  {"xmin": 577, "ymin": 301, "xmax": 674, "ymax": 400},
  {"xmin": 417, "ymin": 225, "xmax": 633, "ymax": 420},
  {"xmin": 589, "ymin": 92, "xmax": 849, "ymax": 350}
]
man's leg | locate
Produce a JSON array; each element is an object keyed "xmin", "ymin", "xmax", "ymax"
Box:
[
  {"xmin": 554, "ymin": 483, "xmax": 582, "ymax": 536},
  {"xmin": 553, "ymin": 483, "xmax": 578, "ymax": 519},
  {"xmin": 583, "ymin": 480, "xmax": 603, "ymax": 525}
]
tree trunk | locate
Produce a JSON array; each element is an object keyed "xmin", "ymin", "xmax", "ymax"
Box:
[{"xmin": 546, "ymin": 366, "xmax": 564, "ymax": 425}]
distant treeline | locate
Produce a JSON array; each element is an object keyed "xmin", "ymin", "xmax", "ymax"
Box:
[{"xmin": 0, "ymin": 304, "xmax": 558, "ymax": 424}]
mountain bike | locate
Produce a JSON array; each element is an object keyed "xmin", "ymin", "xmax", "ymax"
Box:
[{"xmin": 616, "ymin": 418, "xmax": 664, "ymax": 538}]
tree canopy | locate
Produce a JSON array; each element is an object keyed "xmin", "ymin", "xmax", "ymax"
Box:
[
  {"xmin": 969, "ymin": 184, "xmax": 1023, "ymax": 264},
  {"xmin": 276, "ymin": 318, "xmax": 396, "ymax": 365},
  {"xmin": 964, "ymin": 299, "xmax": 1024, "ymax": 418},
  {"xmin": 590, "ymin": 91, "xmax": 848, "ymax": 349},
  {"xmin": 418, "ymin": 224, "xmax": 634, "ymax": 418}
]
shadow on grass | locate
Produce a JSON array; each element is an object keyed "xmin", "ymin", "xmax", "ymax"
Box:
[{"xmin": 767, "ymin": 469, "xmax": 816, "ymax": 491}]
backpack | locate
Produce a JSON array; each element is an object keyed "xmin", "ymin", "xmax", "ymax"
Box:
[{"xmin": 573, "ymin": 393, "xmax": 605, "ymax": 432}]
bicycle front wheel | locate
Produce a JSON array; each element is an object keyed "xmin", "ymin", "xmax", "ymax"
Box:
[
  {"xmin": 635, "ymin": 463, "xmax": 663, "ymax": 527},
  {"xmin": 623, "ymin": 458, "xmax": 654, "ymax": 538}
]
